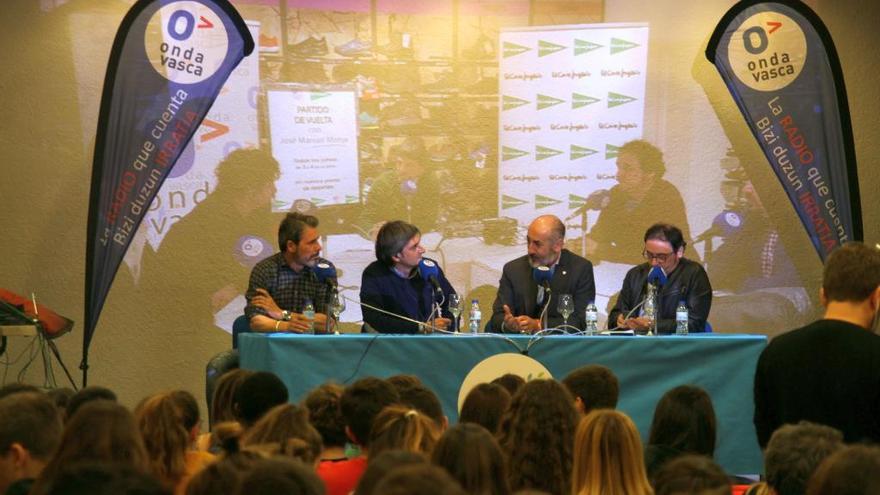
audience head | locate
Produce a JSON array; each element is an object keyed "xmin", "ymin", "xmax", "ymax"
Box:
[
  {"xmin": 65, "ymin": 386, "xmax": 117, "ymax": 420},
  {"xmin": 354, "ymin": 450, "xmax": 426, "ymax": 495},
  {"xmin": 339, "ymin": 377, "xmax": 400, "ymax": 449},
  {"xmin": 395, "ymin": 383, "xmax": 446, "ymax": 430},
  {"xmin": 237, "ymin": 458, "xmax": 324, "ymax": 495},
  {"xmin": 497, "ymin": 379, "xmax": 577, "ymax": 495},
  {"xmin": 431, "ymin": 423, "xmax": 510, "ymax": 495},
  {"xmin": 233, "ymin": 371, "xmax": 289, "ymax": 428},
  {"xmin": 652, "ymin": 455, "xmax": 730, "ymax": 495},
  {"xmin": 185, "ymin": 450, "xmax": 263, "ymax": 495},
  {"xmin": 386, "ymin": 374, "xmax": 422, "ymax": 390},
  {"xmin": 45, "ymin": 462, "xmax": 170, "ymax": 495},
  {"xmin": 807, "ymin": 445, "xmax": 880, "ymax": 495},
  {"xmin": 372, "ymin": 463, "xmax": 466, "ymax": 495},
  {"xmin": 210, "ymin": 369, "xmax": 253, "ymax": 428},
  {"xmin": 648, "ymin": 385, "xmax": 716, "ymax": 458},
  {"xmin": 459, "ymin": 383, "xmax": 511, "ymax": 434},
  {"xmin": 46, "ymin": 388, "xmax": 75, "ymax": 417},
  {"xmin": 0, "ymin": 383, "xmax": 40, "ymax": 400},
  {"xmin": 241, "ymin": 403, "xmax": 323, "ymax": 465},
  {"xmin": 765, "ymin": 422, "xmax": 843, "ymax": 495},
  {"xmin": 303, "ymin": 383, "xmax": 347, "ymax": 450},
  {"xmin": 0, "ymin": 392, "xmax": 62, "ymax": 493},
  {"xmin": 369, "ymin": 406, "xmax": 441, "ymax": 458},
  {"xmin": 821, "ymin": 243, "xmax": 880, "ymax": 329},
  {"xmin": 490, "ymin": 374, "xmax": 525, "ymax": 396},
  {"xmin": 562, "ymin": 364, "xmax": 619, "ymax": 414},
  {"xmin": 571, "ymin": 409, "xmax": 652, "ymax": 495},
  {"xmin": 134, "ymin": 390, "xmax": 200, "ymax": 485}
]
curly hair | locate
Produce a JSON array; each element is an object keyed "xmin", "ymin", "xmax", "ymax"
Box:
[
  {"xmin": 496, "ymin": 379, "xmax": 577, "ymax": 495},
  {"xmin": 303, "ymin": 382, "xmax": 347, "ymax": 448}
]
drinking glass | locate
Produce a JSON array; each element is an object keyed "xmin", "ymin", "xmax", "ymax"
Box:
[
  {"xmin": 557, "ymin": 294, "xmax": 574, "ymax": 328},
  {"xmin": 448, "ymin": 293, "xmax": 462, "ymax": 332}
]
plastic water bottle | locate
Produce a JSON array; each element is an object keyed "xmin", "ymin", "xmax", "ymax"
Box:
[
  {"xmin": 676, "ymin": 299, "xmax": 688, "ymax": 335},
  {"xmin": 468, "ymin": 299, "xmax": 481, "ymax": 334},
  {"xmin": 585, "ymin": 301, "xmax": 598, "ymax": 335},
  {"xmin": 303, "ymin": 299, "xmax": 316, "ymax": 334}
]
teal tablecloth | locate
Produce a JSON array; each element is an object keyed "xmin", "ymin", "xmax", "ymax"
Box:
[{"xmin": 240, "ymin": 333, "xmax": 766, "ymax": 474}]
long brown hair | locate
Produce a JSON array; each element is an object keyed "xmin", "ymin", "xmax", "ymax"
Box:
[
  {"xmin": 432, "ymin": 423, "xmax": 510, "ymax": 495},
  {"xmin": 571, "ymin": 410, "xmax": 653, "ymax": 495},
  {"xmin": 240, "ymin": 403, "xmax": 323, "ymax": 465},
  {"xmin": 135, "ymin": 391, "xmax": 199, "ymax": 486},
  {"xmin": 369, "ymin": 405, "xmax": 441, "ymax": 457}
]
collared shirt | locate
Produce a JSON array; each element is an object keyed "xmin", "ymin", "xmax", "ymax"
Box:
[{"xmin": 245, "ymin": 252, "xmax": 333, "ymax": 319}]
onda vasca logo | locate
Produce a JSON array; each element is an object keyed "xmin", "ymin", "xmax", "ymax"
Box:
[
  {"xmin": 146, "ymin": 1, "xmax": 229, "ymax": 84},
  {"xmin": 728, "ymin": 11, "xmax": 806, "ymax": 92}
]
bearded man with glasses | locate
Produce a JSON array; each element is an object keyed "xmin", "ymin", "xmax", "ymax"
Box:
[{"xmin": 608, "ymin": 223, "xmax": 712, "ymax": 334}]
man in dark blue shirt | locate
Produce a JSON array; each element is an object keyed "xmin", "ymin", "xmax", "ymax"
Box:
[{"xmin": 360, "ymin": 221, "xmax": 456, "ymax": 334}]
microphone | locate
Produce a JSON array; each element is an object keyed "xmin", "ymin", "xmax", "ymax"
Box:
[
  {"xmin": 695, "ymin": 210, "xmax": 744, "ymax": 243},
  {"xmin": 313, "ymin": 260, "xmax": 338, "ymax": 288},
  {"xmin": 647, "ymin": 265, "xmax": 667, "ymax": 287},
  {"xmin": 532, "ymin": 265, "xmax": 553, "ymax": 288},
  {"xmin": 419, "ymin": 258, "xmax": 443, "ymax": 295}
]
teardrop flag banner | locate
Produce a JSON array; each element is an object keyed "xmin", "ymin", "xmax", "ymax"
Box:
[
  {"xmin": 706, "ymin": 0, "xmax": 862, "ymax": 262},
  {"xmin": 84, "ymin": 0, "xmax": 253, "ymax": 386}
]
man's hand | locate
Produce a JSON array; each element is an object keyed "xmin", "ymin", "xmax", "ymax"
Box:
[
  {"xmin": 251, "ymin": 288, "xmax": 283, "ymax": 319},
  {"xmin": 618, "ymin": 315, "xmax": 652, "ymax": 331},
  {"xmin": 424, "ymin": 317, "xmax": 452, "ymax": 332},
  {"xmin": 503, "ymin": 305, "xmax": 541, "ymax": 334}
]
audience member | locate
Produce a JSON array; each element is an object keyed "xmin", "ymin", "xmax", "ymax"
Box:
[
  {"xmin": 645, "ymin": 385, "xmax": 717, "ymax": 478},
  {"xmin": 459, "ymin": 383, "xmax": 511, "ymax": 434},
  {"xmin": 233, "ymin": 371, "xmax": 289, "ymax": 429},
  {"xmin": 386, "ymin": 374, "xmax": 422, "ymax": 390},
  {"xmin": 652, "ymin": 455, "xmax": 730, "ymax": 495},
  {"xmin": 754, "ymin": 242, "xmax": 880, "ymax": 446},
  {"xmin": 395, "ymin": 383, "xmax": 447, "ymax": 431},
  {"xmin": 0, "ymin": 392, "xmax": 63, "ymax": 495},
  {"xmin": 135, "ymin": 391, "xmax": 215, "ymax": 495},
  {"xmin": 806, "ymin": 445, "xmax": 880, "ymax": 495},
  {"xmin": 200, "ymin": 369, "xmax": 254, "ymax": 452},
  {"xmin": 319, "ymin": 377, "xmax": 399, "ymax": 495},
  {"xmin": 491, "ymin": 374, "xmax": 525, "ymax": 396},
  {"xmin": 562, "ymin": 364, "xmax": 619, "ymax": 415},
  {"xmin": 237, "ymin": 458, "xmax": 325, "ymax": 495},
  {"xmin": 353, "ymin": 450, "xmax": 426, "ymax": 495},
  {"xmin": 31, "ymin": 401, "xmax": 150, "ymax": 495},
  {"xmin": 241, "ymin": 403, "xmax": 323, "ymax": 465},
  {"xmin": 185, "ymin": 450, "xmax": 263, "ymax": 495},
  {"xmin": 756, "ymin": 422, "xmax": 843, "ymax": 495},
  {"xmin": 371, "ymin": 463, "xmax": 466, "ymax": 495},
  {"xmin": 46, "ymin": 388, "xmax": 75, "ymax": 418},
  {"xmin": 45, "ymin": 462, "xmax": 170, "ymax": 495},
  {"xmin": 497, "ymin": 379, "xmax": 577, "ymax": 495},
  {"xmin": 369, "ymin": 406, "xmax": 441, "ymax": 458},
  {"xmin": 0, "ymin": 383, "xmax": 40, "ymax": 400},
  {"xmin": 303, "ymin": 383, "xmax": 348, "ymax": 462},
  {"xmin": 65, "ymin": 385, "xmax": 117, "ymax": 420},
  {"xmin": 432, "ymin": 423, "xmax": 510, "ymax": 495},
  {"xmin": 571, "ymin": 409, "xmax": 653, "ymax": 495}
]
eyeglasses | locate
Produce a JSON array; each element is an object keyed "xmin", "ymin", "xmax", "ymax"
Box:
[{"xmin": 642, "ymin": 250, "xmax": 674, "ymax": 262}]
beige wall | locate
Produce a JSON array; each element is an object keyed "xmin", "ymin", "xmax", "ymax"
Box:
[{"xmin": 0, "ymin": 0, "xmax": 876, "ymax": 412}]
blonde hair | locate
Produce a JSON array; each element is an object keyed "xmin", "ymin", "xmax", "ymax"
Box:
[
  {"xmin": 369, "ymin": 405, "xmax": 441, "ymax": 457},
  {"xmin": 571, "ymin": 410, "xmax": 653, "ymax": 495}
]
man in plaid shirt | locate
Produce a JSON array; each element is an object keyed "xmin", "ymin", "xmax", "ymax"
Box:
[{"xmin": 245, "ymin": 212, "xmax": 336, "ymax": 332}]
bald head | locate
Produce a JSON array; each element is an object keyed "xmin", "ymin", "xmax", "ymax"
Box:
[
  {"xmin": 529, "ymin": 215, "xmax": 565, "ymax": 242},
  {"xmin": 527, "ymin": 215, "xmax": 565, "ymax": 267}
]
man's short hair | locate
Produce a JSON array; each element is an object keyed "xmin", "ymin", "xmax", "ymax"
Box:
[
  {"xmin": 233, "ymin": 371, "xmax": 289, "ymax": 427},
  {"xmin": 375, "ymin": 221, "xmax": 420, "ymax": 267},
  {"xmin": 396, "ymin": 384, "xmax": 445, "ymax": 428},
  {"xmin": 339, "ymin": 377, "xmax": 400, "ymax": 447},
  {"xmin": 278, "ymin": 212, "xmax": 319, "ymax": 252},
  {"xmin": 0, "ymin": 392, "xmax": 62, "ymax": 460},
  {"xmin": 651, "ymin": 455, "xmax": 730, "ymax": 495},
  {"xmin": 822, "ymin": 242, "xmax": 880, "ymax": 302},
  {"xmin": 619, "ymin": 139, "xmax": 666, "ymax": 176},
  {"xmin": 764, "ymin": 421, "xmax": 843, "ymax": 495},
  {"xmin": 808, "ymin": 445, "xmax": 880, "ymax": 495},
  {"xmin": 66, "ymin": 386, "xmax": 117, "ymax": 420},
  {"xmin": 490, "ymin": 374, "xmax": 525, "ymax": 396},
  {"xmin": 644, "ymin": 223, "xmax": 686, "ymax": 252},
  {"xmin": 562, "ymin": 365, "xmax": 619, "ymax": 412}
]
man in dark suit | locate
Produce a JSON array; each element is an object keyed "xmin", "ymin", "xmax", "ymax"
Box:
[
  {"xmin": 488, "ymin": 215, "xmax": 595, "ymax": 333},
  {"xmin": 754, "ymin": 242, "xmax": 880, "ymax": 448}
]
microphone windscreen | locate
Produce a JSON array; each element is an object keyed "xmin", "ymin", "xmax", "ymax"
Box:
[
  {"xmin": 418, "ymin": 258, "xmax": 440, "ymax": 280},
  {"xmin": 532, "ymin": 265, "xmax": 553, "ymax": 285},
  {"xmin": 647, "ymin": 265, "xmax": 667, "ymax": 286},
  {"xmin": 314, "ymin": 260, "xmax": 337, "ymax": 283}
]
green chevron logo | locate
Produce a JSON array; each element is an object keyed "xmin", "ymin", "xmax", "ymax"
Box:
[
  {"xmin": 502, "ymin": 194, "xmax": 528, "ymax": 209},
  {"xmin": 535, "ymin": 194, "xmax": 562, "ymax": 209},
  {"xmin": 345, "ymin": 195, "xmax": 359, "ymax": 204},
  {"xmin": 503, "ymin": 41, "xmax": 531, "ymax": 58},
  {"xmin": 607, "ymin": 91, "xmax": 637, "ymax": 108},
  {"xmin": 605, "ymin": 143, "xmax": 621, "ymax": 160},
  {"xmin": 537, "ymin": 94, "xmax": 565, "ymax": 110},
  {"xmin": 570, "ymin": 145, "xmax": 597, "ymax": 160},
  {"xmin": 574, "ymin": 39, "xmax": 603, "ymax": 55},
  {"xmin": 310, "ymin": 92, "xmax": 331, "ymax": 101},
  {"xmin": 572, "ymin": 93, "xmax": 601, "ymax": 109},
  {"xmin": 502, "ymin": 95, "xmax": 530, "ymax": 111},
  {"xmin": 538, "ymin": 40, "xmax": 566, "ymax": 57},
  {"xmin": 569, "ymin": 194, "xmax": 587, "ymax": 209},
  {"xmin": 502, "ymin": 146, "xmax": 529, "ymax": 161},
  {"xmin": 536, "ymin": 145, "xmax": 563, "ymax": 161},
  {"xmin": 610, "ymin": 37, "xmax": 640, "ymax": 55}
]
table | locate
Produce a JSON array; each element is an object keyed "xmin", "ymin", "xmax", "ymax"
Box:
[{"xmin": 240, "ymin": 332, "xmax": 767, "ymax": 474}]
